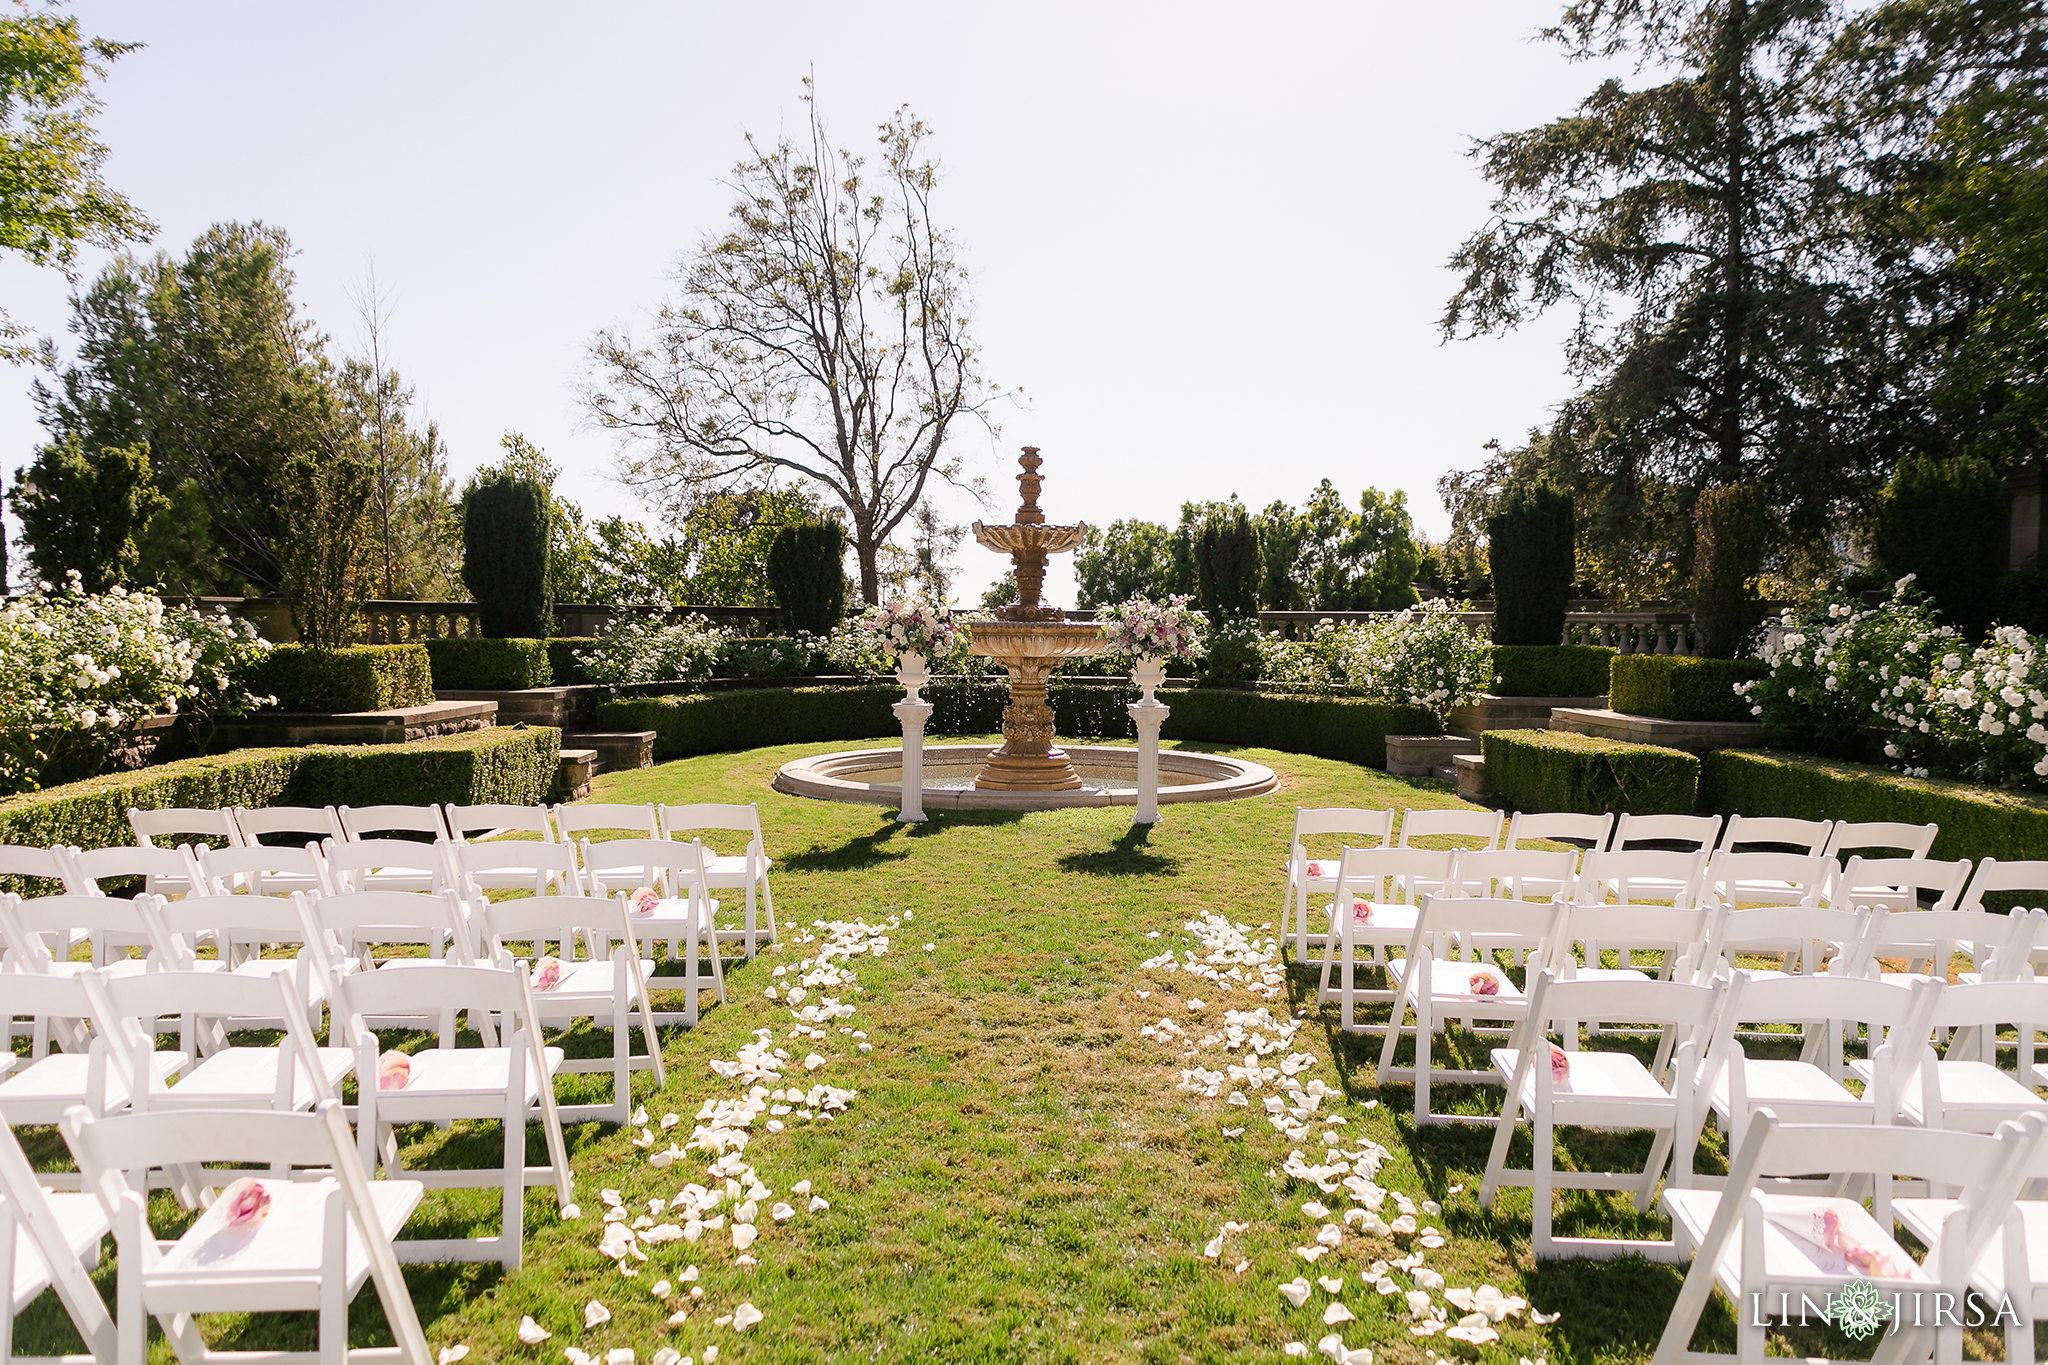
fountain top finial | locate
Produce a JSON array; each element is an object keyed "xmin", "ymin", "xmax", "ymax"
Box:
[
  {"xmin": 971, "ymin": 445, "xmax": 1087, "ymax": 621},
  {"xmin": 1014, "ymin": 447, "xmax": 1045, "ymax": 526}
]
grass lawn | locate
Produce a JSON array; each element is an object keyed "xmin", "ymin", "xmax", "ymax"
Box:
[{"xmin": 12, "ymin": 736, "xmax": 1983, "ymax": 1363}]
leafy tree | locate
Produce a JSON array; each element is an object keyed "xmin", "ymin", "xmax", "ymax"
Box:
[
  {"xmin": 1443, "ymin": 0, "xmax": 1888, "ymax": 587},
  {"xmin": 587, "ymin": 82, "xmax": 997, "ymax": 604},
  {"xmin": 37, "ymin": 222, "xmax": 336, "ymax": 593},
  {"xmin": 1074, "ymin": 518, "xmax": 1175, "ymax": 607},
  {"xmin": 9, "ymin": 434, "xmax": 162, "ymax": 590},
  {"xmin": 0, "ymin": 4, "xmax": 154, "ymax": 364},
  {"xmin": 277, "ymin": 452, "xmax": 375, "ymax": 648},
  {"xmin": 462, "ymin": 472, "xmax": 552, "ymax": 638},
  {"xmin": 1350, "ymin": 487, "xmax": 1424, "ymax": 611},
  {"xmin": 334, "ymin": 359, "xmax": 456, "ymax": 599},
  {"xmin": 1689, "ymin": 481, "xmax": 1770, "ymax": 656},
  {"xmin": 1874, "ymin": 452, "xmax": 2006, "ymax": 641},
  {"xmin": 1255, "ymin": 501, "xmax": 1305, "ymax": 610},
  {"xmin": 1193, "ymin": 503, "xmax": 1264, "ymax": 621},
  {"xmin": 981, "ymin": 568, "xmax": 1018, "ymax": 612},
  {"xmin": 1488, "ymin": 480, "xmax": 1576, "ymax": 645}
]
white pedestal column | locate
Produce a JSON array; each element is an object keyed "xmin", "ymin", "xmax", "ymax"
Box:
[
  {"xmin": 894, "ymin": 653, "xmax": 933, "ymax": 823},
  {"xmin": 1128, "ymin": 657, "xmax": 1169, "ymax": 826}
]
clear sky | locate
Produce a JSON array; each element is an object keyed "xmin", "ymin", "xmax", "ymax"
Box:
[{"xmin": 0, "ymin": 1, "xmax": 1622, "ymax": 605}]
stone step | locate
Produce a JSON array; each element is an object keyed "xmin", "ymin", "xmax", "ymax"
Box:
[
  {"xmin": 569, "ymin": 731, "xmax": 656, "ymax": 772},
  {"xmin": 557, "ymin": 749, "xmax": 599, "ymax": 802},
  {"xmin": 1547, "ymin": 707, "xmax": 1763, "ymax": 755},
  {"xmin": 1384, "ymin": 733, "xmax": 1482, "ymax": 778},
  {"xmin": 1454, "ymin": 753, "xmax": 1489, "ymax": 803}
]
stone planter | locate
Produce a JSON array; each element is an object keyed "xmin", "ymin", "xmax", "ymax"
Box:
[{"xmin": 1384, "ymin": 733, "xmax": 1483, "ymax": 779}]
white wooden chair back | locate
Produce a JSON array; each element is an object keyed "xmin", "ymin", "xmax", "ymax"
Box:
[
  {"xmin": 576, "ymin": 836, "xmax": 709, "ymax": 898},
  {"xmin": 128, "ymin": 804, "xmax": 239, "ymax": 851},
  {"xmin": 1713, "ymin": 904, "xmax": 1869, "ymax": 975},
  {"xmin": 445, "ymin": 803, "xmax": 557, "ymax": 842},
  {"xmin": 1715, "ymin": 814, "xmax": 1831, "ymax": 855},
  {"xmin": 0, "ymin": 844, "xmax": 71, "ymax": 889},
  {"xmin": 1549, "ymin": 901, "xmax": 1715, "ymax": 984},
  {"xmin": 59, "ymin": 844, "xmax": 197, "ymax": 899},
  {"xmin": 0, "ymin": 1115, "xmax": 115, "ymax": 1363},
  {"xmin": 2, "ymin": 892, "xmax": 155, "ymax": 972},
  {"xmin": 1504, "ymin": 809, "xmax": 1613, "ymax": 851},
  {"xmin": 447, "ymin": 838, "xmax": 583, "ymax": 902},
  {"xmin": 657, "ymin": 800, "xmax": 764, "ymax": 844},
  {"xmin": 1833, "ymin": 854, "xmax": 1972, "ymax": 914},
  {"xmin": 551, "ymin": 802, "xmax": 659, "ymax": 840},
  {"xmin": 338, "ymin": 804, "xmax": 451, "ymax": 842},
  {"xmin": 1822, "ymin": 818, "xmax": 1939, "ymax": 860},
  {"xmin": 1396, "ymin": 807, "xmax": 1503, "ymax": 849},
  {"xmin": 319, "ymin": 837, "xmax": 452, "ymax": 896},
  {"xmin": 1573, "ymin": 848, "xmax": 1709, "ymax": 906},
  {"xmin": 195, "ymin": 841, "xmax": 331, "ymax": 899},
  {"xmin": 1701, "ymin": 850, "xmax": 1831, "ymax": 909},
  {"xmin": 1960, "ymin": 857, "xmax": 2048, "ymax": 912},
  {"xmin": 1453, "ymin": 847, "xmax": 1581, "ymax": 900},
  {"xmin": 305, "ymin": 890, "xmax": 472, "ymax": 972},
  {"xmin": 1610, "ymin": 812, "xmax": 1722, "ymax": 852}
]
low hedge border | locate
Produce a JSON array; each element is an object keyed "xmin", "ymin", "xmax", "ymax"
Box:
[
  {"xmin": 1608, "ymin": 653, "xmax": 1766, "ymax": 722},
  {"xmin": 594, "ymin": 683, "xmax": 1437, "ymax": 765},
  {"xmin": 425, "ymin": 637, "xmax": 552, "ymax": 690},
  {"xmin": 1703, "ymin": 749, "xmax": 2048, "ymax": 870},
  {"xmin": 1492, "ymin": 645, "xmax": 1615, "ymax": 698},
  {"xmin": 547, "ymin": 638, "xmax": 596, "ymax": 687},
  {"xmin": 246, "ymin": 644, "xmax": 434, "ymax": 712},
  {"xmin": 0, "ymin": 725, "xmax": 561, "ymax": 886},
  {"xmin": 1482, "ymin": 728, "xmax": 1699, "ymax": 816}
]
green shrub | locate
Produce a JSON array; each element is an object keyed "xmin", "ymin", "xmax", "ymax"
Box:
[
  {"xmin": 1487, "ymin": 481, "xmax": 1574, "ymax": 646},
  {"xmin": 1702, "ymin": 749, "xmax": 2048, "ymax": 873},
  {"xmin": 547, "ymin": 638, "xmax": 596, "ymax": 686},
  {"xmin": 596, "ymin": 686, "xmax": 900, "ymax": 760},
  {"xmin": 424, "ymin": 637, "xmax": 552, "ymax": 690},
  {"xmin": 1483, "ymin": 728, "xmax": 1699, "ymax": 815},
  {"xmin": 766, "ymin": 520, "xmax": 848, "ymax": 634},
  {"xmin": 245, "ymin": 644, "xmax": 433, "ymax": 712},
  {"xmin": 1492, "ymin": 645, "xmax": 1614, "ymax": 697},
  {"xmin": 1875, "ymin": 452, "xmax": 2005, "ymax": 642},
  {"xmin": 1193, "ymin": 505, "xmax": 1263, "ymax": 621},
  {"xmin": 1608, "ymin": 653, "xmax": 1766, "ymax": 722},
  {"xmin": 0, "ymin": 726, "xmax": 560, "ymax": 874},
  {"xmin": 1689, "ymin": 483, "xmax": 1769, "ymax": 658},
  {"xmin": 1159, "ymin": 689, "xmax": 1438, "ymax": 769},
  {"xmin": 463, "ymin": 473, "xmax": 553, "ymax": 637}
]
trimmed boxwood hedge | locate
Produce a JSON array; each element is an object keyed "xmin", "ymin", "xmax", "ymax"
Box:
[
  {"xmin": 1492, "ymin": 645, "xmax": 1615, "ymax": 698},
  {"xmin": 597, "ymin": 686, "xmax": 899, "ymax": 760},
  {"xmin": 1157, "ymin": 689, "xmax": 1438, "ymax": 769},
  {"xmin": 1702, "ymin": 749, "xmax": 2048, "ymax": 867},
  {"xmin": 425, "ymin": 637, "xmax": 553, "ymax": 690},
  {"xmin": 1608, "ymin": 653, "xmax": 1766, "ymax": 722},
  {"xmin": 1482, "ymin": 728, "xmax": 1699, "ymax": 815},
  {"xmin": 246, "ymin": 644, "xmax": 434, "ymax": 712},
  {"xmin": 0, "ymin": 726, "xmax": 561, "ymax": 878}
]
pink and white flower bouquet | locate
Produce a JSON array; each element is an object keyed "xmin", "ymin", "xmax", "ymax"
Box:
[
  {"xmin": 856, "ymin": 595, "xmax": 961, "ymax": 659},
  {"xmin": 1101, "ymin": 595, "xmax": 1204, "ymax": 663}
]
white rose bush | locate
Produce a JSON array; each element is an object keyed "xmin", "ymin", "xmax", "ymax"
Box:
[
  {"xmin": 1339, "ymin": 601, "xmax": 1493, "ymax": 727},
  {"xmin": 0, "ymin": 572, "xmax": 274, "ymax": 794}
]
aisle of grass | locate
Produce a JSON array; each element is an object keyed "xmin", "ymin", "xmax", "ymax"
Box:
[{"xmin": 15, "ymin": 735, "xmax": 1921, "ymax": 1363}]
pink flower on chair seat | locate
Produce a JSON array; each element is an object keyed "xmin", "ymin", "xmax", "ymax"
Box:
[
  {"xmin": 1468, "ymin": 970, "xmax": 1500, "ymax": 996},
  {"xmin": 1819, "ymin": 1206, "xmax": 1907, "ymax": 1278},
  {"xmin": 1549, "ymin": 1045, "xmax": 1571, "ymax": 1083},
  {"xmin": 219, "ymin": 1177, "xmax": 270, "ymax": 1226},
  {"xmin": 377, "ymin": 1050, "xmax": 411, "ymax": 1090},
  {"xmin": 628, "ymin": 887, "xmax": 661, "ymax": 916},
  {"xmin": 531, "ymin": 956, "xmax": 562, "ymax": 991},
  {"xmin": 1351, "ymin": 902, "xmax": 1374, "ymax": 924}
]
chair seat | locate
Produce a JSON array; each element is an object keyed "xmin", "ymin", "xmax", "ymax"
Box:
[
  {"xmin": 1893, "ymin": 1198, "xmax": 2048, "ymax": 1306},
  {"xmin": 1386, "ymin": 956, "xmax": 1526, "ymax": 1003},
  {"xmin": 1664, "ymin": 1189, "xmax": 1928, "ymax": 1297},
  {"xmin": 0, "ymin": 1050, "xmax": 188, "ymax": 1119},
  {"xmin": 1325, "ymin": 901, "xmax": 1421, "ymax": 934},
  {"xmin": 160, "ymin": 1046, "xmax": 355, "ymax": 1110},
  {"xmin": 1491, "ymin": 1047, "xmax": 1673, "ymax": 1105},
  {"xmin": 372, "ymin": 1046, "xmax": 564, "ymax": 1113},
  {"xmin": 631, "ymin": 900, "xmax": 721, "ymax": 933},
  {"xmin": 531, "ymin": 959, "xmax": 658, "ymax": 1007},
  {"xmin": 147, "ymin": 1177, "xmax": 423, "ymax": 1310},
  {"xmin": 1845, "ymin": 1057, "xmax": 2045, "ymax": 1128},
  {"xmin": 703, "ymin": 854, "xmax": 770, "ymax": 884},
  {"xmin": 1708, "ymin": 1058, "xmax": 1864, "ymax": 1119},
  {"xmin": 8, "ymin": 1188, "xmax": 109, "ymax": 1312},
  {"xmin": 1567, "ymin": 966, "xmax": 1657, "ymax": 984}
]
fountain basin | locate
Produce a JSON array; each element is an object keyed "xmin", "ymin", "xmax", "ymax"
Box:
[{"xmin": 772, "ymin": 744, "xmax": 1278, "ymax": 810}]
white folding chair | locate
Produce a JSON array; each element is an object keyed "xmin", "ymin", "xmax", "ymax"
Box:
[
  {"xmin": 61, "ymin": 1100, "xmax": 431, "ymax": 1365},
  {"xmin": 1313, "ymin": 845, "xmax": 1456, "ymax": 1021},
  {"xmin": 0, "ymin": 894, "xmax": 157, "ymax": 977},
  {"xmin": 1855, "ymin": 979, "xmax": 2048, "ymax": 1135},
  {"xmin": 0, "ymin": 1116, "xmax": 115, "ymax": 1365},
  {"xmin": 1715, "ymin": 814, "xmax": 1832, "ymax": 856},
  {"xmin": 230, "ymin": 805, "xmax": 343, "ymax": 847},
  {"xmin": 1892, "ymin": 1118, "xmax": 2048, "ymax": 1364},
  {"xmin": 193, "ymin": 843, "xmax": 332, "ymax": 901},
  {"xmin": 1823, "ymin": 819, "xmax": 1939, "ymax": 861},
  {"xmin": 1691, "ymin": 972, "xmax": 1940, "ymax": 1159},
  {"xmin": 65, "ymin": 843, "xmax": 204, "ymax": 905},
  {"xmin": 446, "ymin": 838, "xmax": 582, "ymax": 902},
  {"xmin": 1831, "ymin": 854, "xmax": 1972, "ymax": 916},
  {"xmin": 128, "ymin": 804, "xmax": 241, "ymax": 866},
  {"xmin": 658, "ymin": 801, "xmax": 779, "ymax": 958},
  {"xmin": 1479, "ymin": 972, "xmax": 1727, "ymax": 1260},
  {"xmin": 1700, "ymin": 850, "xmax": 1831, "ymax": 910},
  {"xmin": 444, "ymin": 803, "xmax": 557, "ymax": 844},
  {"xmin": 1451, "ymin": 847, "xmax": 1580, "ymax": 900},
  {"xmin": 574, "ymin": 838, "xmax": 726, "ymax": 1025},
  {"xmin": 444, "ymin": 806, "xmax": 572, "ymax": 896},
  {"xmin": 1504, "ymin": 810, "xmax": 1614, "ymax": 853},
  {"xmin": 480, "ymin": 893, "xmax": 666, "ymax": 1122},
  {"xmin": 319, "ymin": 839, "xmax": 452, "ymax": 897},
  {"xmin": 1278, "ymin": 807, "xmax": 1395, "ymax": 965},
  {"xmin": 337, "ymin": 805, "xmax": 451, "ymax": 843},
  {"xmin": 330, "ymin": 965, "xmax": 573, "ymax": 1269},
  {"xmin": 1396, "ymin": 807, "xmax": 1504, "ymax": 862},
  {"xmin": 553, "ymin": 804, "xmax": 659, "ymax": 893},
  {"xmin": 139, "ymin": 893, "xmax": 325, "ymax": 1016},
  {"xmin": 1655, "ymin": 1113, "xmax": 2038, "ymax": 1365},
  {"xmin": 0, "ymin": 852, "xmax": 76, "ymax": 982},
  {"xmin": 1609, "ymin": 812, "xmax": 1722, "ymax": 852},
  {"xmin": 1375, "ymin": 894, "xmax": 1568, "ymax": 1125},
  {"xmin": 0, "ymin": 972, "xmax": 182, "ymax": 1130}
]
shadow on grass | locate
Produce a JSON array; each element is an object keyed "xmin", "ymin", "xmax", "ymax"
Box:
[
  {"xmin": 1057, "ymin": 824, "xmax": 1179, "ymax": 877},
  {"xmin": 779, "ymin": 817, "xmax": 914, "ymax": 871}
]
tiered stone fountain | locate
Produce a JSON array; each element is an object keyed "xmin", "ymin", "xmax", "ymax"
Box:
[{"xmin": 964, "ymin": 448, "xmax": 1107, "ymax": 791}]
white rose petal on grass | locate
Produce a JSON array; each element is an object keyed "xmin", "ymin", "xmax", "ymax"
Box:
[
  {"xmin": 1203, "ymin": 1234, "xmax": 1226, "ymax": 1259},
  {"xmin": 731, "ymin": 1302, "xmax": 764, "ymax": 1332},
  {"xmin": 923, "ymin": 943, "xmax": 935, "ymax": 952},
  {"xmin": 631, "ymin": 1106, "xmax": 648, "ymax": 1126},
  {"xmin": 1421, "ymin": 1199, "xmax": 1441, "ymax": 1216},
  {"xmin": 560, "ymin": 1204, "xmax": 583, "ymax": 1220},
  {"xmin": 517, "ymin": 1317, "xmax": 552, "ymax": 1346},
  {"xmin": 789, "ymin": 1180, "xmax": 811, "ymax": 1196},
  {"xmin": 1279, "ymin": 1278, "xmax": 1313, "ymax": 1309},
  {"xmin": 1374, "ymin": 1277, "xmax": 1400, "ymax": 1295},
  {"xmin": 1446, "ymin": 1322, "xmax": 1501, "ymax": 1346},
  {"xmin": 808, "ymin": 1195, "xmax": 830, "ymax": 1212},
  {"xmin": 440, "ymin": 1347, "xmax": 470, "ymax": 1365},
  {"xmin": 661, "ymin": 1112, "xmax": 680, "ymax": 1129},
  {"xmin": 770, "ymin": 1201, "xmax": 796, "ymax": 1222},
  {"xmin": 606, "ymin": 1351, "xmax": 635, "ymax": 1365},
  {"xmin": 1315, "ymin": 1223, "xmax": 1343, "ymax": 1247},
  {"xmin": 678, "ymin": 1266, "xmax": 699, "ymax": 1283},
  {"xmin": 1413, "ymin": 1268, "xmax": 1445, "ymax": 1291},
  {"xmin": 665, "ymin": 1310, "xmax": 689, "ymax": 1328},
  {"xmin": 1317, "ymin": 1276, "xmax": 1345, "ymax": 1294},
  {"xmin": 564, "ymin": 1350, "xmax": 592, "ymax": 1365},
  {"xmin": 1322, "ymin": 1302, "xmax": 1355, "ymax": 1326},
  {"xmin": 1234, "ymin": 1259, "xmax": 1249, "ymax": 1274},
  {"xmin": 1301, "ymin": 1201, "xmax": 1330, "ymax": 1219},
  {"xmin": 652, "ymin": 1351, "xmax": 682, "ymax": 1365},
  {"xmin": 1284, "ymin": 1346, "xmax": 1310, "ymax": 1359},
  {"xmin": 731, "ymin": 1223, "xmax": 758, "ymax": 1252},
  {"xmin": 1296, "ymin": 1245, "xmax": 1330, "ymax": 1263},
  {"xmin": 600, "ymin": 1189, "xmax": 623, "ymax": 1207},
  {"xmin": 583, "ymin": 1301, "xmax": 611, "ymax": 1329},
  {"xmin": 703, "ymin": 1350, "xmax": 718, "ymax": 1364},
  {"xmin": 1404, "ymin": 1291, "xmax": 1434, "ymax": 1319},
  {"xmin": 1528, "ymin": 1308, "xmax": 1562, "ymax": 1325}
]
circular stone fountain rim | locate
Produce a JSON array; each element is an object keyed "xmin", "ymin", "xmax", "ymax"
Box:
[{"xmin": 772, "ymin": 743, "xmax": 1279, "ymax": 811}]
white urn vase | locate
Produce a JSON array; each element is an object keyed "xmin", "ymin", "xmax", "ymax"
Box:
[
  {"xmin": 895, "ymin": 651, "xmax": 930, "ymax": 704},
  {"xmin": 1132, "ymin": 656, "xmax": 1167, "ymax": 703}
]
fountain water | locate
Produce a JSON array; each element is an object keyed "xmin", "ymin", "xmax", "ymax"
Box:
[{"xmin": 965, "ymin": 449, "xmax": 1107, "ymax": 791}]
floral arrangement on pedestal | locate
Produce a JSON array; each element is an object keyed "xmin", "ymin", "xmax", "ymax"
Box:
[
  {"xmin": 1101, "ymin": 595, "xmax": 1205, "ymax": 663},
  {"xmin": 855, "ymin": 595, "xmax": 962, "ymax": 661}
]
